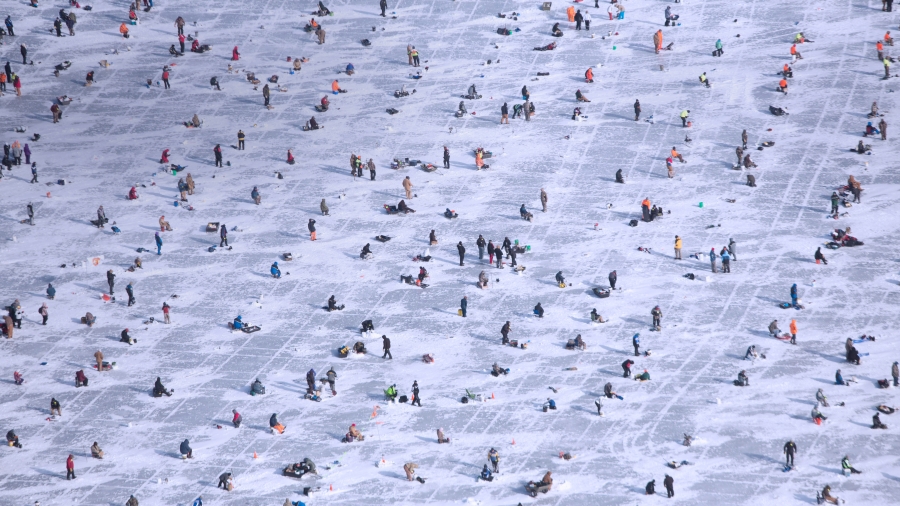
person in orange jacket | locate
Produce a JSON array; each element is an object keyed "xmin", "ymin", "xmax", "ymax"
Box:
[
  {"xmin": 332, "ymin": 79, "xmax": 342, "ymax": 94},
  {"xmin": 567, "ymin": 5, "xmax": 575, "ymax": 22},
  {"xmin": 790, "ymin": 44, "xmax": 802, "ymax": 62},
  {"xmin": 670, "ymin": 147, "xmax": 684, "ymax": 163},
  {"xmin": 782, "ymin": 63, "xmax": 793, "ymax": 78},
  {"xmin": 778, "ymin": 78, "xmax": 788, "ymax": 94},
  {"xmin": 585, "ymin": 68, "xmax": 593, "ymax": 83},
  {"xmin": 789, "ymin": 319, "xmax": 798, "ymax": 345},
  {"xmin": 654, "ymin": 30, "xmax": 664, "ymax": 54},
  {"xmin": 119, "ymin": 23, "xmax": 129, "ymax": 38},
  {"xmin": 877, "ymin": 40, "xmax": 885, "ymax": 60},
  {"xmin": 885, "ymin": 31, "xmax": 894, "ymax": 46},
  {"xmin": 641, "ymin": 198, "xmax": 651, "ymax": 221}
]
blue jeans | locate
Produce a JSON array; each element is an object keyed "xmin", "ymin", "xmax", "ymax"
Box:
[
  {"xmin": 157, "ymin": 245, "xmax": 162, "ymax": 255},
  {"xmin": 617, "ymin": 12, "xmax": 624, "ymax": 19},
  {"xmin": 478, "ymin": 246, "xmax": 484, "ymax": 259}
]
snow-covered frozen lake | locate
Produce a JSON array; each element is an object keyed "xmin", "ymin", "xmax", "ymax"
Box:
[{"xmin": 2, "ymin": 0, "xmax": 900, "ymax": 504}]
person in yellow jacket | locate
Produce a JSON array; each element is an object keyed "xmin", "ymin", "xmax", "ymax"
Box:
[{"xmin": 674, "ymin": 236, "xmax": 682, "ymax": 259}]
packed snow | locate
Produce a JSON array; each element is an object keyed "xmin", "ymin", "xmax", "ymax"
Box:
[{"xmin": 2, "ymin": 0, "xmax": 900, "ymax": 504}]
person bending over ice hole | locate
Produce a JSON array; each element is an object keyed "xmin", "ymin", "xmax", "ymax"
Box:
[
  {"xmin": 327, "ymin": 295, "xmax": 344, "ymax": 311},
  {"xmin": 734, "ymin": 370, "xmax": 749, "ymax": 386},
  {"xmin": 873, "ymin": 412, "xmax": 888, "ymax": 429},
  {"xmin": 533, "ymin": 302, "xmax": 545, "ymax": 318},
  {"xmin": 360, "ymin": 243, "xmax": 372, "ymax": 259},
  {"xmin": 622, "ymin": 359, "xmax": 634, "ymax": 378},
  {"xmin": 75, "ymin": 369, "xmax": 88, "ymax": 387},
  {"xmin": 743, "ymin": 154, "xmax": 758, "ymax": 168},
  {"xmin": 745, "ymin": 345, "xmax": 759, "ymax": 360},
  {"xmin": 153, "ymin": 377, "xmax": 173, "ymax": 397},
  {"xmin": 7, "ymin": 430, "xmax": 22, "ymax": 448},
  {"xmin": 270, "ymin": 262, "xmax": 281, "ymax": 278},
  {"xmin": 180, "ymin": 439, "xmax": 193, "ymax": 458},
  {"xmin": 646, "ymin": 479, "xmax": 656, "ymax": 495},
  {"xmin": 465, "ymin": 84, "xmax": 480, "ymax": 99},
  {"xmin": 491, "ymin": 362, "xmax": 509, "ymax": 377},
  {"xmin": 604, "ymin": 382, "xmax": 622, "ymax": 399},
  {"xmin": 551, "ymin": 22, "xmax": 562, "ymax": 37},
  {"xmin": 316, "ymin": 96, "xmax": 329, "ymax": 112}
]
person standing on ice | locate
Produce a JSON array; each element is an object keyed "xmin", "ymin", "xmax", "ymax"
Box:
[
  {"xmin": 583, "ymin": 10, "xmax": 591, "ymax": 30},
  {"xmin": 381, "ymin": 335, "xmax": 392, "ymax": 359},
  {"xmin": 679, "ymin": 109, "xmax": 690, "ymax": 127},
  {"xmin": 263, "ymin": 84, "xmax": 270, "ymax": 107},
  {"xmin": 66, "ymin": 454, "xmax": 75, "ymax": 480},
  {"xmin": 162, "ymin": 68, "xmax": 170, "ymax": 89},
  {"xmin": 162, "ymin": 302, "xmax": 171, "ymax": 323},
  {"xmin": 663, "ymin": 474, "xmax": 674, "ymax": 498},
  {"xmin": 790, "ymin": 283, "xmax": 798, "ymax": 306},
  {"xmin": 457, "ymin": 241, "xmax": 466, "ymax": 266},
  {"xmin": 674, "ymin": 235, "xmax": 682, "ymax": 259},
  {"xmin": 476, "ymin": 235, "xmax": 486, "ymax": 260},
  {"xmin": 651, "ymin": 306, "xmax": 662, "ymax": 329},
  {"xmin": 709, "ymin": 248, "xmax": 717, "ymax": 273},
  {"xmin": 380, "ymin": 0, "xmax": 387, "ymax": 17},
  {"xmin": 789, "ymin": 319, "xmax": 798, "ymax": 345},
  {"xmin": 784, "ymin": 440, "xmax": 797, "ymax": 466},
  {"xmin": 214, "ymin": 144, "xmax": 223, "ymax": 167},
  {"xmin": 609, "ymin": 270, "xmax": 617, "ymax": 289},
  {"xmin": 488, "ymin": 448, "xmax": 499, "ymax": 472},
  {"xmin": 632, "ymin": 333, "xmax": 640, "ymax": 356},
  {"xmin": 460, "ymin": 296, "xmax": 467, "ymax": 317},
  {"xmin": 308, "ymin": 219, "xmax": 317, "ymax": 241},
  {"xmin": 155, "ymin": 232, "xmax": 163, "ymax": 255},
  {"xmin": 634, "ymin": 99, "xmax": 641, "ymax": 121},
  {"xmin": 106, "ymin": 269, "xmax": 115, "ymax": 295},
  {"xmin": 126, "ymin": 283, "xmax": 135, "ymax": 307},
  {"xmin": 175, "ymin": 16, "xmax": 185, "ymax": 35},
  {"xmin": 232, "ymin": 46, "xmax": 240, "ymax": 61}
]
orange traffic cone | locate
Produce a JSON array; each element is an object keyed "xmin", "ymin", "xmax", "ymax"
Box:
[
  {"xmin": 511, "ymin": 438, "xmax": 516, "ymax": 445},
  {"xmin": 253, "ymin": 451, "xmax": 258, "ymax": 459},
  {"xmin": 330, "ymin": 484, "xmax": 334, "ymax": 491},
  {"xmin": 491, "ymin": 392, "xmax": 495, "ymax": 399}
]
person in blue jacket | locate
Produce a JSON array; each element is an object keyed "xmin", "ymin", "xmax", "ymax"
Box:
[
  {"xmin": 155, "ymin": 232, "xmax": 163, "ymax": 255},
  {"xmin": 633, "ymin": 333, "xmax": 640, "ymax": 356},
  {"xmin": 233, "ymin": 315, "xmax": 243, "ymax": 330},
  {"xmin": 790, "ymin": 283, "xmax": 798, "ymax": 306},
  {"xmin": 271, "ymin": 262, "xmax": 281, "ymax": 278},
  {"xmin": 346, "ymin": 62, "xmax": 355, "ymax": 75},
  {"xmin": 835, "ymin": 369, "xmax": 847, "ymax": 385},
  {"xmin": 480, "ymin": 464, "xmax": 493, "ymax": 481},
  {"xmin": 46, "ymin": 283, "xmax": 56, "ymax": 299},
  {"xmin": 180, "ymin": 439, "xmax": 193, "ymax": 458}
]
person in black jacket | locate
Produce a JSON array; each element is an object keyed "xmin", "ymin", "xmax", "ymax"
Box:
[
  {"xmin": 411, "ymin": 380, "xmax": 421, "ymax": 406},
  {"xmin": 180, "ymin": 439, "xmax": 192, "ymax": 458},
  {"xmin": 783, "ymin": 440, "xmax": 797, "ymax": 466},
  {"xmin": 501, "ymin": 102, "xmax": 509, "ymax": 124},
  {"xmin": 501, "ymin": 321, "xmax": 511, "ymax": 343},
  {"xmin": 634, "ymin": 99, "xmax": 641, "ymax": 121},
  {"xmin": 609, "ymin": 270, "xmax": 617, "ymax": 289},
  {"xmin": 476, "ymin": 235, "xmax": 486, "ymax": 260},
  {"xmin": 815, "ymin": 247, "xmax": 827, "ymax": 265},
  {"xmin": 220, "ymin": 223, "xmax": 228, "ymax": 247},
  {"xmin": 494, "ymin": 244, "xmax": 503, "ymax": 268},
  {"xmin": 380, "ymin": 0, "xmax": 387, "ymax": 17},
  {"xmin": 308, "ymin": 219, "xmax": 317, "ymax": 241},
  {"xmin": 457, "ymin": 241, "xmax": 466, "ymax": 266},
  {"xmin": 381, "ymin": 335, "xmax": 392, "ymax": 359},
  {"xmin": 663, "ymin": 474, "xmax": 674, "ymax": 498},
  {"xmin": 622, "ymin": 359, "xmax": 634, "ymax": 377},
  {"xmin": 443, "ymin": 146, "xmax": 450, "ymax": 168},
  {"xmin": 126, "ymin": 283, "xmax": 135, "ymax": 307},
  {"xmin": 534, "ymin": 302, "xmax": 544, "ymax": 318},
  {"xmin": 107, "ymin": 269, "xmax": 116, "ymax": 295},
  {"xmin": 214, "ymin": 144, "xmax": 223, "ymax": 167},
  {"xmin": 645, "ymin": 479, "xmax": 655, "ymax": 495}
]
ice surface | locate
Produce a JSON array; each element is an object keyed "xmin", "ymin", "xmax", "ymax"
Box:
[{"xmin": 1, "ymin": 0, "xmax": 900, "ymax": 505}]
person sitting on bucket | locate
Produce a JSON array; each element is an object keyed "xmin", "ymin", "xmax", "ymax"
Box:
[{"xmin": 555, "ymin": 271, "xmax": 566, "ymax": 286}]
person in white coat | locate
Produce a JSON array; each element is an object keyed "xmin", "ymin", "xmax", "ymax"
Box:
[{"xmin": 583, "ymin": 10, "xmax": 591, "ymax": 30}]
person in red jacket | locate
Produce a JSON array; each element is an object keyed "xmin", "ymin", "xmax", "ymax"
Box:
[
  {"xmin": 14, "ymin": 75, "xmax": 21, "ymax": 96},
  {"xmin": 178, "ymin": 33, "xmax": 186, "ymax": 53},
  {"xmin": 160, "ymin": 149, "xmax": 169, "ymax": 163},
  {"xmin": 232, "ymin": 46, "xmax": 240, "ymax": 61},
  {"xmin": 232, "ymin": 409, "xmax": 242, "ymax": 428},
  {"xmin": 66, "ymin": 454, "xmax": 75, "ymax": 480},
  {"xmin": 287, "ymin": 149, "xmax": 295, "ymax": 165},
  {"xmin": 585, "ymin": 68, "xmax": 593, "ymax": 83},
  {"xmin": 162, "ymin": 69, "xmax": 170, "ymax": 89},
  {"xmin": 128, "ymin": 186, "xmax": 138, "ymax": 200}
]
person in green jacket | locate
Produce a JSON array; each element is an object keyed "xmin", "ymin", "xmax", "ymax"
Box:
[
  {"xmin": 841, "ymin": 456, "xmax": 861, "ymax": 474},
  {"xmin": 714, "ymin": 39, "xmax": 723, "ymax": 56},
  {"xmin": 636, "ymin": 370, "xmax": 650, "ymax": 381}
]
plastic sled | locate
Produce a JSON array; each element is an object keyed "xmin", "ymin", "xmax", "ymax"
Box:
[
  {"xmin": 592, "ymin": 287, "xmax": 610, "ymax": 298},
  {"xmin": 240, "ymin": 326, "xmax": 261, "ymax": 333}
]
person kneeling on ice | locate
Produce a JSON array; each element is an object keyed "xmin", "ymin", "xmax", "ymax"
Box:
[
  {"xmin": 346, "ymin": 63, "xmax": 355, "ymax": 75},
  {"xmin": 180, "ymin": 439, "xmax": 193, "ymax": 458},
  {"xmin": 636, "ymin": 369, "xmax": 651, "ymax": 381},
  {"xmin": 153, "ymin": 377, "xmax": 172, "ymax": 397},
  {"xmin": 270, "ymin": 413, "xmax": 286, "ymax": 434},
  {"xmin": 646, "ymin": 479, "xmax": 656, "ymax": 495},
  {"xmin": 385, "ymin": 384, "xmax": 398, "ymax": 401},
  {"xmin": 491, "ymin": 362, "xmax": 509, "ymax": 377},
  {"xmin": 270, "ymin": 262, "xmax": 281, "ymax": 278},
  {"xmin": 735, "ymin": 370, "xmax": 749, "ymax": 386},
  {"xmin": 251, "ymin": 378, "xmax": 266, "ymax": 395},
  {"xmin": 544, "ymin": 398, "xmax": 557, "ymax": 410},
  {"xmin": 534, "ymin": 302, "xmax": 544, "ymax": 318},
  {"xmin": 480, "ymin": 464, "xmax": 493, "ymax": 481},
  {"xmin": 75, "ymin": 369, "xmax": 88, "ymax": 387},
  {"xmin": 811, "ymin": 403, "xmax": 827, "ymax": 423},
  {"xmin": 121, "ymin": 328, "xmax": 135, "ymax": 344},
  {"xmin": 128, "ymin": 186, "xmax": 139, "ymax": 200},
  {"xmin": 437, "ymin": 428, "xmax": 450, "ymax": 444}
]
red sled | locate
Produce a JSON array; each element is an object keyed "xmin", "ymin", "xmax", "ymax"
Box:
[{"xmin": 776, "ymin": 333, "xmax": 791, "ymax": 341}]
